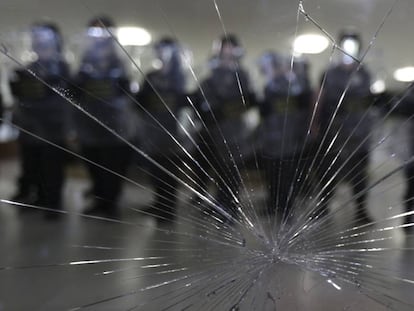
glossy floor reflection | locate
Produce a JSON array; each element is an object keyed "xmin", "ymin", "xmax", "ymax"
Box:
[{"xmin": 1, "ymin": 120, "xmax": 414, "ymax": 310}]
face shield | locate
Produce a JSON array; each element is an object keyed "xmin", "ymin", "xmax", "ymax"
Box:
[
  {"xmin": 340, "ymin": 37, "xmax": 360, "ymax": 65},
  {"xmin": 259, "ymin": 53, "xmax": 283, "ymax": 78},
  {"xmin": 153, "ymin": 41, "xmax": 186, "ymax": 91},
  {"xmin": 212, "ymin": 37, "xmax": 244, "ymax": 65},
  {"xmin": 86, "ymin": 26, "xmax": 114, "ymax": 47},
  {"xmin": 30, "ymin": 26, "xmax": 60, "ymax": 61},
  {"xmin": 84, "ymin": 26, "xmax": 117, "ymax": 63}
]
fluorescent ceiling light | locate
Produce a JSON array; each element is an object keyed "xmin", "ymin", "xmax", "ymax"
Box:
[
  {"xmin": 117, "ymin": 27, "xmax": 152, "ymax": 46},
  {"xmin": 393, "ymin": 66, "xmax": 414, "ymax": 82},
  {"xmin": 293, "ymin": 34, "xmax": 329, "ymax": 54}
]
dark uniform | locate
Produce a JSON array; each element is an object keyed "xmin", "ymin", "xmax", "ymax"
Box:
[
  {"xmin": 393, "ymin": 86, "xmax": 414, "ymax": 231},
  {"xmin": 10, "ymin": 23, "xmax": 70, "ymax": 216},
  {"xmin": 258, "ymin": 52, "xmax": 311, "ymax": 219},
  {"xmin": 136, "ymin": 38, "xmax": 187, "ymax": 222},
  {"xmin": 317, "ymin": 33, "xmax": 373, "ymax": 222},
  {"xmin": 191, "ymin": 35, "xmax": 256, "ymax": 221},
  {"xmin": 74, "ymin": 17, "xmax": 134, "ymax": 217}
]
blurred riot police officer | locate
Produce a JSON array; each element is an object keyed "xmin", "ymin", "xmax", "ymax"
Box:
[
  {"xmin": 74, "ymin": 16, "xmax": 134, "ymax": 218},
  {"xmin": 258, "ymin": 52, "xmax": 311, "ymax": 220},
  {"xmin": 10, "ymin": 22, "xmax": 70, "ymax": 218},
  {"xmin": 317, "ymin": 30, "xmax": 373, "ymax": 223},
  {"xmin": 191, "ymin": 34, "xmax": 256, "ymax": 222},
  {"xmin": 136, "ymin": 37, "xmax": 187, "ymax": 223}
]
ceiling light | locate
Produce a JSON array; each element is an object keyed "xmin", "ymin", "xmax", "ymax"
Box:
[
  {"xmin": 393, "ymin": 66, "xmax": 414, "ymax": 82},
  {"xmin": 117, "ymin": 27, "xmax": 152, "ymax": 46},
  {"xmin": 293, "ymin": 34, "xmax": 329, "ymax": 54}
]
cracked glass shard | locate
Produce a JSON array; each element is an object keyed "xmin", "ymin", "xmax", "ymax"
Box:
[{"xmin": 0, "ymin": 0, "xmax": 413, "ymax": 310}]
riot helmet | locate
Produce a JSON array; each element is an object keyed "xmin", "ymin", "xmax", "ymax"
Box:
[
  {"xmin": 154, "ymin": 37, "xmax": 179, "ymax": 68},
  {"xmin": 87, "ymin": 15, "xmax": 115, "ymax": 38},
  {"xmin": 30, "ymin": 22, "xmax": 62, "ymax": 61},
  {"xmin": 154, "ymin": 37, "xmax": 185, "ymax": 92},
  {"xmin": 84, "ymin": 16, "xmax": 118, "ymax": 69},
  {"xmin": 258, "ymin": 51, "xmax": 285, "ymax": 79},
  {"xmin": 212, "ymin": 34, "xmax": 244, "ymax": 61}
]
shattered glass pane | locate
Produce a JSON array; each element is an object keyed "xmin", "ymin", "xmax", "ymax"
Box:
[{"xmin": 0, "ymin": 0, "xmax": 414, "ymax": 310}]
